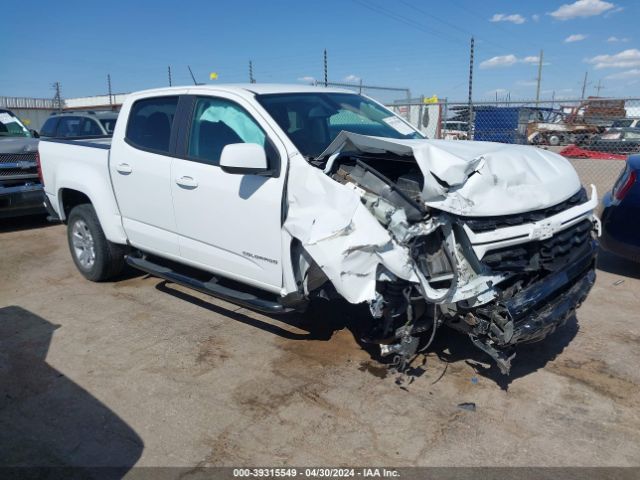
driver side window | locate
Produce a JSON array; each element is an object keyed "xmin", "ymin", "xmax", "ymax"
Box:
[{"xmin": 187, "ymin": 97, "xmax": 266, "ymax": 166}]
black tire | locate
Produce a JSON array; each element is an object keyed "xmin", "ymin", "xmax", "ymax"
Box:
[{"xmin": 67, "ymin": 204, "xmax": 125, "ymax": 281}]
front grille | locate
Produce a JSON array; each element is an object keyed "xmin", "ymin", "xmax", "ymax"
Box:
[
  {"xmin": 0, "ymin": 152, "xmax": 38, "ymax": 180},
  {"xmin": 461, "ymin": 188, "xmax": 589, "ymax": 233},
  {"xmin": 482, "ymin": 219, "xmax": 594, "ymax": 272}
]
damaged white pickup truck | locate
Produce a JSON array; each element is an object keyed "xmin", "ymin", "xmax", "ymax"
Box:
[{"xmin": 39, "ymin": 85, "xmax": 599, "ymax": 374}]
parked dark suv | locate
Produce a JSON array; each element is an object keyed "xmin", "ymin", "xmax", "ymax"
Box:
[
  {"xmin": 0, "ymin": 109, "xmax": 44, "ymax": 218},
  {"xmin": 39, "ymin": 111, "xmax": 118, "ymax": 139}
]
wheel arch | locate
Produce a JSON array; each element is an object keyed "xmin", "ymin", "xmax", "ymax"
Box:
[{"xmin": 56, "ymin": 185, "xmax": 127, "ymax": 245}]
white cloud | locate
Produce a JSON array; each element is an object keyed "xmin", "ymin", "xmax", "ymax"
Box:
[
  {"xmin": 480, "ymin": 54, "xmax": 518, "ymax": 68},
  {"xmin": 549, "ymin": 0, "xmax": 615, "ymax": 20},
  {"xmin": 522, "ymin": 56, "xmax": 541, "ymax": 64},
  {"xmin": 343, "ymin": 74, "xmax": 361, "ymax": 82},
  {"xmin": 607, "ymin": 36, "xmax": 630, "ymax": 43},
  {"xmin": 480, "ymin": 54, "xmax": 545, "ymax": 69},
  {"xmin": 565, "ymin": 34, "xmax": 587, "ymax": 42},
  {"xmin": 586, "ymin": 49, "xmax": 640, "ymax": 69},
  {"xmin": 604, "ymin": 6, "xmax": 624, "ymax": 17},
  {"xmin": 605, "ymin": 69, "xmax": 640, "ymax": 80},
  {"xmin": 297, "ymin": 76, "xmax": 315, "ymax": 83},
  {"xmin": 532, "ymin": 14, "xmax": 541, "ymax": 22},
  {"xmin": 490, "ymin": 13, "xmax": 525, "ymax": 24}
]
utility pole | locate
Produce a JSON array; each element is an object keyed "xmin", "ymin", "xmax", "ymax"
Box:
[
  {"xmin": 323, "ymin": 49, "xmax": 328, "ymax": 87},
  {"xmin": 52, "ymin": 81, "xmax": 62, "ymax": 112},
  {"xmin": 107, "ymin": 74, "xmax": 113, "ymax": 108},
  {"xmin": 535, "ymin": 49, "xmax": 544, "ymax": 105},
  {"xmin": 467, "ymin": 36, "xmax": 474, "ymax": 139},
  {"xmin": 581, "ymin": 71, "xmax": 588, "ymax": 99},
  {"xmin": 249, "ymin": 60, "xmax": 255, "ymax": 83},
  {"xmin": 188, "ymin": 65, "xmax": 198, "ymax": 85},
  {"xmin": 595, "ymin": 79, "xmax": 604, "ymax": 96},
  {"xmin": 168, "ymin": 66, "xmax": 172, "ymax": 87}
]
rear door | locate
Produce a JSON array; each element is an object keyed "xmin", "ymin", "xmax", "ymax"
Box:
[
  {"xmin": 169, "ymin": 94, "xmax": 287, "ymax": 291},
  {"xmin": 109, "ymin": 95, "xmax": 180, "ymax": 256}
]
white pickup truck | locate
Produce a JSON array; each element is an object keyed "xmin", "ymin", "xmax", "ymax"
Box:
[{"xmin": 39, "ymin": 84, "xmax": 600, "ymax": 374}]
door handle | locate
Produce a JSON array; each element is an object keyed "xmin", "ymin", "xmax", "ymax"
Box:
[
  {"xmin": 175, "ymin": 176, "xmax": 198, "ymax": 189},
  {"xmin": 116, "ymin": 163, "xmax": 132, "ymax": 174}
]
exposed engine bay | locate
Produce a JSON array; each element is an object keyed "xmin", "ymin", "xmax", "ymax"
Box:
[{"xmin": 284, "ymin": 132, "xmax": 600, "ymax": 374}]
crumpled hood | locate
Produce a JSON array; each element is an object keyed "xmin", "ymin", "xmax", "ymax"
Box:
[
  {"xmin": 0, "ymin": 137, "xmax": 39, "ymax": 154},
  {"xmin": 319, "ymin": 132, "xmax": 582, "ymax": 216}
]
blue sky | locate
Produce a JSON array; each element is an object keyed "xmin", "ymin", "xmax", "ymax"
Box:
[{"xmin": 3, "ymin": 0, "xmax": 639, "ymax": 102}]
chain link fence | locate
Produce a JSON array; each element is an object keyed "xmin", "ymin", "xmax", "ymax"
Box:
[{"xmin": 382, "ymin": 97, "xmax": 639, "ymax": 194}]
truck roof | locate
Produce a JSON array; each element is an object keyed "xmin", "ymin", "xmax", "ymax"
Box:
[{"xmin": 127, "ymin": 83, "xmax": 355, "ymax": 100}]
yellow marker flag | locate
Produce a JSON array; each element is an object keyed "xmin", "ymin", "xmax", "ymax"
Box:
[
  {"xmin": 423, "ymin": 95, "xmax": 439, "ymax": 104},
  {"xmin": 209, "ymin": 72, "xmax": 218, "ymax": 80}
]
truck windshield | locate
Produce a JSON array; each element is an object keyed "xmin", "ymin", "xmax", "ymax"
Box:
[
  {"xmin": 256, "ymin": 92, "xmax": 423, "ymax": 158},
  {"xmin": 0, "ymin": 111, "xmax": 31, "ymax": 137}
]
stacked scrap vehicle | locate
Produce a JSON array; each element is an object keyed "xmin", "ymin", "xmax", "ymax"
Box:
[{"xmin": 528, "ymin": 98, "xmax": 625, "ymax": 147}]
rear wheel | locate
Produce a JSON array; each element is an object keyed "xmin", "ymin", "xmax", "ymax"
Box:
[{"xmin": 67, "ymin": 204, "xmax": 125, "ymax": 281}]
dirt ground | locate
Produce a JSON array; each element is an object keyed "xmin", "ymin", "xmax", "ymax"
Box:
[{"xmin": 1, "ymin": 160, "xmax": 639, "ymax": 469}]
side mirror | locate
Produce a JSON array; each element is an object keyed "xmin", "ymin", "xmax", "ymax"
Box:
[
  {"xmin": 30, "ymin": 129, "xmax": 40, "ymax": 138},
  {"xmin": 220, "ymin": 143, "xmax": 269, "ymax": 175}
]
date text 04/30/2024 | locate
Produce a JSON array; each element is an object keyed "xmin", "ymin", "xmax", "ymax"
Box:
[{"xmin": 232, "ymin": 468, "xmax": 401, "ymax": 478}]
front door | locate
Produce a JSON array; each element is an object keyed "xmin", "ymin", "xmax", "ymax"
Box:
[
  {"xmin": 170, "ymin": 94, "xmax": 286, "ymax": 291},
  {"xmin": 109, "ymin": 95, "xmax": 180, "ymax": 256}
]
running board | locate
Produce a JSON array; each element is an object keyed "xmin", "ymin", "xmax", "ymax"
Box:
[{"xmin": 125, "ymin": 255, "xmax": 292, "ymax": 314}]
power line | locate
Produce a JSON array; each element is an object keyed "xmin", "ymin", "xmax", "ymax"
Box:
[
  {"xmin": 397, "ymin": 0, "xmax": 507, "ymax": 53},
  {"xmin": 351, "ymin": 0, "xmax": 468, "ymax": 47}
]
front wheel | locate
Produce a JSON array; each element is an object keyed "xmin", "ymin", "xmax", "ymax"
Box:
[{"xmin": 67, "ymin": 204, "xmax": 125, "ymax": 281}]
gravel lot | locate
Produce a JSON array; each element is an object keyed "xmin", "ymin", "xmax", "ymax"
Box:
[{"xmin": 1, "ymin": 158, "xmax": 639, "ymax": 470}]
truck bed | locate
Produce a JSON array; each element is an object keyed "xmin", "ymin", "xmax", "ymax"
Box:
[{"xmin": 38, "ymin": 136, "xmax": 127, "ymax": 244}]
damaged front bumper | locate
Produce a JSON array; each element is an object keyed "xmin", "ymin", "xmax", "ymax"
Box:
[{"xmin": 462, "ymin": 240, "xmax": 596, "ymax": 374}]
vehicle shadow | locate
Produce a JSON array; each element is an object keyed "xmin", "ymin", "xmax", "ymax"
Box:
[
  {"xmin": 155, "ymin": 280, "xmax": 577, "ymax": 390},
  {"xmin": 597, "ymin": 248, "xmax": 640, "ymax": 279},
  {"xmin": 430, "ymin": 315, "xmax": 580, "ymax": 391},
  {"xmin": 0, "ymin": 214, "xmax": 55, "ymax": 233},
  {"xmin": 0, "ymin": 306, "xmax": 143, "ymax": 477},
  {"xmin": 156, "ymin": 281, "xmax": 352, "ymax": 341}
]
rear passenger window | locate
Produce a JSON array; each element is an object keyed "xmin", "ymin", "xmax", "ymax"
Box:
[
  {"xmin": 40, "ymin": 117, "xmax": 59, "ymax": 137},
  {"xmin": 126, "ymin": 96, "xmax": 178, "ymax": 153},
  {"xmin": 56, "ymin": 117, "xmax": 82, "ymax": 137}
]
